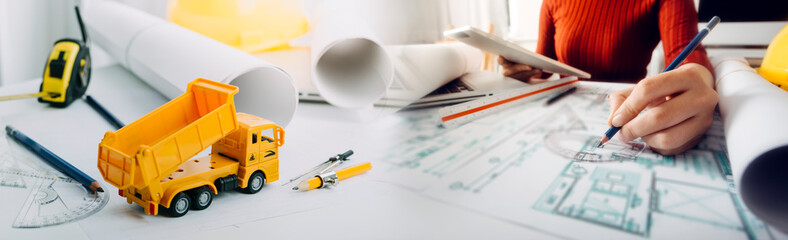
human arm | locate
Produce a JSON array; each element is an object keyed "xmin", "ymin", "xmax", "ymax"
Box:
[
  {"xmin": 658, "ymin": 0, "xmax": 714, "ymax": 72},
  {"xmin": 607, "ymin": 63, "xmax": 716, "ymax": 155},
  {"xmin": 606, "ymin": 0, "xmax": 716, "ymax": 155}
]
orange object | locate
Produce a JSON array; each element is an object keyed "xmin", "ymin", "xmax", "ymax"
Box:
[
  {"xmin": 439, "ymin": 77, "xmax": 578, "ymax": 127},
  {"xmin": 97, "ymin": 78, "xmax": 284, "ymax": 217},
  {"xmin": 536, "ymin": 0, "xmax": 712, "ymax": 82},
  {"xmin": 293, "ymin": 162, "xmax": 372, "ymax": 191}
]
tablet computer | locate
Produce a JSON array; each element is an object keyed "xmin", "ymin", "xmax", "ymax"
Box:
[{"xmin": 444, "ymin": 26, "xmax": 591, "ymax": 79}]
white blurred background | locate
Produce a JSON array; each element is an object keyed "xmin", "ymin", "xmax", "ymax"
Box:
[
  {"xmin": 0, "ymin": 0, "xmax": 782, "ymax": 87},
  {"xmin": 1, "ymin": 0, "xmax": 517, "ymax": 87}
]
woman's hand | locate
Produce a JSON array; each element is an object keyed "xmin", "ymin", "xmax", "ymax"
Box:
[
  {"xmin": 607, "ymin": 63, "xmax": 717, "ymax": 155},
  {"xmin": 498, "ymin": 56, "xmax": 543, "ymax": 83}
]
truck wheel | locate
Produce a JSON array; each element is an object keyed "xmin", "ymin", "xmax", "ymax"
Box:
[
  {"xmin": 242, "ymin": 172, "xmax": 265, "ymax": 194},
  {"xmin": 163, "ymin": 192, "xmax": 190, "ymax": 217},
  {"xmin": 189, "ymin": 186, "xmax": 213, "ymax": 210}
]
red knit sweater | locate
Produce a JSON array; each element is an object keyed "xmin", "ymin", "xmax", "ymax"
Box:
[{"xmin": 536, "ymin": 0, "xmax": 713, "ymax": 82}]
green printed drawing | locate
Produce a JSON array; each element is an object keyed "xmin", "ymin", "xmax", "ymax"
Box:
[
  {"xmin": 523, "ymin": 105, "xmax": 586, "ymax": 134},
  {"xmin": 384, "ymin": 102, "xmax": 552, "ymax": 178},
  {"xmin": 653, "ymin": 179, "xmax": 741, "ymax": 230},
  {"xmin": 533, "ymin": 163, "xmax": 652, "ymax": 236},
  {"xmin": 381, "ymin": 88, "xmax": 776, "ymax": 239},
  {"xmin": 535, "ymin": 150, "xmax": 775, "ymax": 239},
  {"xmin": 449, "ymin": 143, "xmax": 540, "ymax": 193}
]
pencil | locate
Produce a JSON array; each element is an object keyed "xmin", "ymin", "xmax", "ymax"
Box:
[
  {"xmin": 546, "ymin": 87, "xmax": 577, "ymax": 105},
  {"xmin": 293, "ymin": 162, "xmax": 372, "ymax": 191},
  {"xmin": 5, "ymin": 125, "xmax": 104, "ymax": 192},
  {"xmin": 598, "ymin": 16, "xmax": 720, "ymax": 147},
  {"xmin": 85, "ymin": 95, "xmax": 125, "ymax": 129}
]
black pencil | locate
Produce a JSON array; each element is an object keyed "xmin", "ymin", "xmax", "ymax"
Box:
[
  {"xmin": 546, "ymin": 87, "xmax": 577, "ymax": 105},
  {"xmin": 85, "ymin": 95, "xmax": 125, "ymax": 129}
]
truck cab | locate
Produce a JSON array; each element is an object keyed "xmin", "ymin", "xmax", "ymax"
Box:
[{"xmin": 212, "ymin": 113, "xmax": 284, "ymax": 189}]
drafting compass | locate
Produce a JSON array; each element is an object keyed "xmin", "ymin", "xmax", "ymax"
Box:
[{"xmin": 282, "ymin": 150, "xmax": 354, "ymax": 186}]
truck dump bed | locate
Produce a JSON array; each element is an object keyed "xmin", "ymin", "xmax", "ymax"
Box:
[{"xmin": 97, "ymin": 79, "xmax": 239, "ymax": 189}]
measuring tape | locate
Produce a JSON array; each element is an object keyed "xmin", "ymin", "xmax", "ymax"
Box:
[
  {"xmin": 0, "ymin": 7, "xmax": 91, "ymax": 108},
  {"xmin": 439, "ymin": 76, "xmax": 579, "ymax": 127}
]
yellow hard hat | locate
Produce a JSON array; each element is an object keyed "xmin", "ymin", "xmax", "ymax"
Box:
[
  {"xmin": 759, "ymin": 24, "xmax": 788, "ymax": 91},
  {"xmin": 168, "ymin": 0, "xmax": 309, "ymax": 53}
]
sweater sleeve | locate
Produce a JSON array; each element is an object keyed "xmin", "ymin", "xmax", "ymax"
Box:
[
  {"xmin": 536, "ymin": 0, "xmax": 557, "ymax": 60},
  {"xmin": 658, "ymin": 0, "xmax": 713, "ymax": 73}
]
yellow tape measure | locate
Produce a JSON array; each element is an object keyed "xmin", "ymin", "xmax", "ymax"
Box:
[{"xmin": 0, "ymin": 6, "xmax": 90, "ymax": 108}]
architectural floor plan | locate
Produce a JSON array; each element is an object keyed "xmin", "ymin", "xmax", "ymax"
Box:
[{"xmin": 372, "ymin": 82, "xmax": 781, "ymax": 239}]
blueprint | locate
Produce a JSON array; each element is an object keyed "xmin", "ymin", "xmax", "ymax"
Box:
[{"xmin": 372, "ymin": 82, "xmax": 784, "ymax": 239}]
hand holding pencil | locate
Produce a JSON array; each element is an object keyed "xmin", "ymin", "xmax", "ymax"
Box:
[
  {"xmin": 601, "ymin": 16, "xmax": 720, "ymax": 155},
  {"xmin": 605, "ymin": 63, "xmax": 716, "ymax": 154}
]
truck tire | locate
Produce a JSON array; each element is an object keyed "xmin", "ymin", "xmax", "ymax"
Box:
[
  {"xmin": 163, "ymin": 192, "xmax": 190, "ymax": 217},
  {"xmin": 189, "ymin": 186, "xmax": 213, "ymax": 210},
  {"xmin": 242, "ymin": 172, "xmax": 265, "ymax": 194}
]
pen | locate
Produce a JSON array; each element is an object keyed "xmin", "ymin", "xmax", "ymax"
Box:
[
  {"xmin": 545, "ymin": 87, "xmax": 577, "ymax": 105},
  {"xmin": 5, "ymin": 125, "xmax": 104, "ymax": 192},
  {"xmin": 293, "ymin": 162, "xmax": 371, "ymax": 191},
  {"xmin": 85, "ymin": 95, "xmax": 125, "ymax": 129},
  {"xmin": 599, "ymin": 16, "xmax": 720, "ymax": 147}
]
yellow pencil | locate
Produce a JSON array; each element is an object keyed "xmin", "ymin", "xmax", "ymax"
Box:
[{"xmin": 293, "ymin": 162, "xmax": 372, "ymax": 191}]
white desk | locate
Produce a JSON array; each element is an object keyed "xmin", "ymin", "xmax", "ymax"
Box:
[
  {"xmin": 2, "ymin": 64, "xmax": 786, "ymax": 240},
  {"xmin": 0, "ymin": 65, "xmax": 558, "ymax": 240}
]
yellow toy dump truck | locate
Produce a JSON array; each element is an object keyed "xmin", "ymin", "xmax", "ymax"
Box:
[{"xmin": 97, "ymin": 79, "xmax": 284, "ymax": 217}]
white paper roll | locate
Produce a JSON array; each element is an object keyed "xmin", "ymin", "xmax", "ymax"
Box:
[
  {"xmin": 313, "ymin": 42, "xmax": 482, "ymax": 109},
  {"xmin": 381, "ymin": 43, "xmax": 483, "ymax": 103},
  {"xmin": 82, "ymin": 1, "xmax": 298, "ymax": 127},
  {"xmin": 309, "ymin": 3, "xmax": 391, "ymax": 108},
  {"xmin": 713, "ymin": 57, "xmax": 788, "ymax": 232},
  {"xmin": 308, "ymin": 0, "xmax": 481, "ymax": 109}
]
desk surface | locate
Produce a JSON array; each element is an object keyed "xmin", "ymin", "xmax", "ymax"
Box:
[
  {"xmin": 0, "ymin": 65, "xmax": 558, "ymax": 240},
  {"xmin": 0, "ymin": 65, "xmax": 785, "ymax": 240}
]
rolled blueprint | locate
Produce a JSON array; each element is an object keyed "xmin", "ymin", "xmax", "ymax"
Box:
[
  {"xmin": 82, "ymin": 1, "xmax": 298, "ymax": 126},
  {"xmin": 380, "ymin": 43, "xmax": 483, "ymax": 105},
  {"xmin": 310, "ymin": 9, "xmax": 392, "ymax": 108},
  {"xmin": 713, "ymin": 57, "xmax": 788, "ymax": 232},
  {"xmin": 309, "ymin": 0, "xmax": 482, "ymax": 108},
  {"xmin": 313, "ymin": 41, "xmax": 482, "ymax": 108}
]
